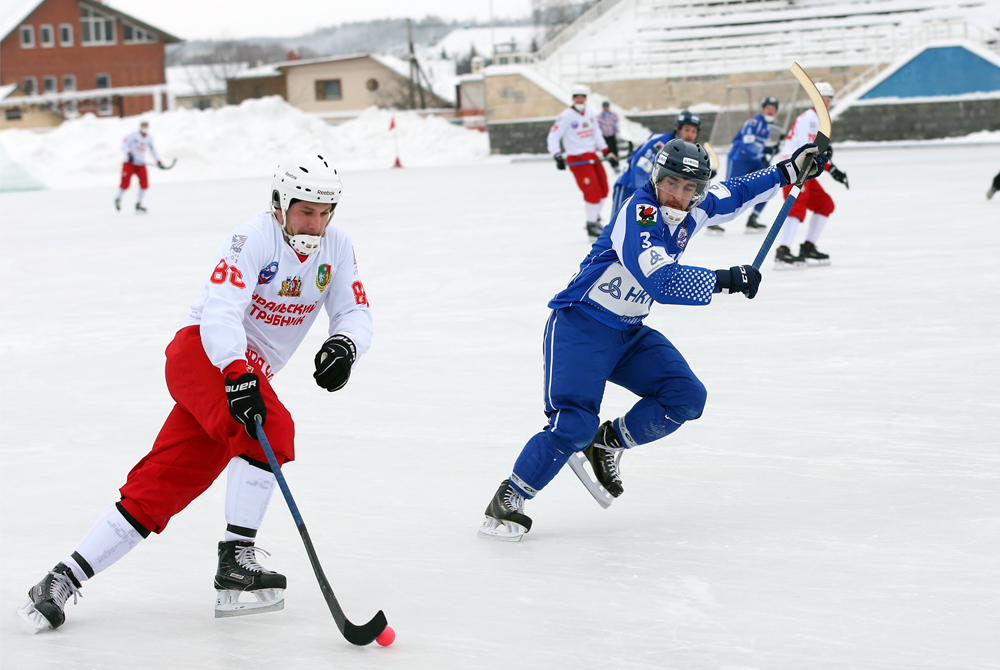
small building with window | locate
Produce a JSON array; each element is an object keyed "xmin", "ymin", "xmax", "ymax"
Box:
[
  {"xmin": 0, "ymin": 0, "xmax": 180, "ymax": 118},
  {"xmin": 227, "ymin": 53, "xmax": 451, "ymax": 120}
]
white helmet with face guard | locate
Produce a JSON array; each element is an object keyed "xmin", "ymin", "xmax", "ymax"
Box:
[{"xmin": 270, "ymin": 152, "xmax": 342, "ymax": 256}]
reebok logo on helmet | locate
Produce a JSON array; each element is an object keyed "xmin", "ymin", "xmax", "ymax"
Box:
[{"xmin": 317, "ymin": 189, "xmax": 337, "ymax": 196}]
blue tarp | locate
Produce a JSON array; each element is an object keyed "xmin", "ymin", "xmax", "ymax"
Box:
[{"xmin": 862, "ymin": 46, "xmax": 1000, "ymax": 99}]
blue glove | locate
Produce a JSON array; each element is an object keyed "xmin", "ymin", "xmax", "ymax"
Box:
[{"xmin": 776, "ymin": 144, "xmax": 829, "ymax": 186}]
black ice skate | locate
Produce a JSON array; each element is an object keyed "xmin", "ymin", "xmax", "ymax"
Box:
[
  {"xmin": 568, "ymin": 421, "xmax": 625, "ymax": 508},
  {"xmin": 135, "ymin": 202, "xmax": 147, "ymax": 213},
  {"xmin": 114, "ymin": 197, "xmax": 121, "ymax": 211},
  {"xmin": 214, "ymin": 540, "xmax": 286, "ymax": 618},
  {"xmin": 705, "ymin": 224, "xmax": 725, "ymax": 236},
  {"xmin": 17, "ymin": 562, "xmax": 82, "ymax": 633},
  {"xmin": 773, "ymin": 245, "xmax": 806, "ymax": 270},
  {"xmin": 478, "ymin": 479, "xmax": 532, "ymax": 541},
  {"xmin": 745, "ymin": 212, "xmax": 767, "ymax": 234},
  {"xmin": 798, "ymin": 241, "xmax": 830, "ymax": 266},
  {"xmin": 586, "ymin": 220, "xmax": 604, "ymax": 240}
]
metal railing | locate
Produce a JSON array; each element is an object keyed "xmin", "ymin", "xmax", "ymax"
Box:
[{"xmin": 535, "ymin": 0, "xmax": 631, "ymax": 62}]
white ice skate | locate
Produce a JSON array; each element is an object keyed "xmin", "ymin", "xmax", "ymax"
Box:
[
  {"xmin": 478, "ymin": 517, "xmax": 528, "ymax": 542},
  {"xmin": 214, "ymin": 588, "xmax": 285, "ymax": 618},
  {"xmin": 213, "ymin": 541, "xmax": 286, "ymax": 618}
]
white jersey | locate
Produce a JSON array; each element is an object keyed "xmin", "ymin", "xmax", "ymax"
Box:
[
  {"xmin": 121, "ymin": 131, "xmax": 161, "ymax": 166},
  {"xmin": 181, "ymin": 212, "xmax": 373, "ymax": 380},
  {"xmin": 547, "ymin": 107, "xmax": 609, "ymax": 156},
  {"xmin": 776, "ymin": 108, "xmax": 820, "ymax": 163}
]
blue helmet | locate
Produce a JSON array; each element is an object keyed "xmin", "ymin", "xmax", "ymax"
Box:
[
  {"xmin": 761, "ymin": 96, "xmax": 779, "ymax": 110},
  {"xmin": 674, "ymin": 110, "xmax": 702, "ymax": 133}
]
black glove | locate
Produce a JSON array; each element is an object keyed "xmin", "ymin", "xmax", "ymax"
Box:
[
  {"xmin": 714, "ymin": 264, "xmax": 762, "ymax": 299},
  {"xmin": 762, "ymin": 145, "xmax": 779, "ymax": 161},
  {"xmin": 127, "ymin": 153, "xmax": 134, "ymax": 164},
  {"xmin": 604, "ymin": 151, "xmax": 619, "ymax": 169},
  {"xmin": 776, "ymin": 143, "xmax": 829, "ymax": 186},
  {"xmin": 313, "ymin": 335, "xmax": 356, "ymax": 392},
  {"xmin": 225, "ymin": 372, "xmax": 266, "ymax": 440},
  {"xmin": 554, "ymin": 154, "xmax": 566, "ymax": 171},
  {"xmin": 829, "ymin": 165, "xmax": 849, "ymax": 189}
]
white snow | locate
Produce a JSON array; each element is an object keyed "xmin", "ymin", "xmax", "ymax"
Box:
[
  {"xmin": 1, "ymin": 127, "xmax": 1000, "ymax": 669},
  {"xmin": 0, "ymin": 97, "xmax": 491, "ymax": 189}
]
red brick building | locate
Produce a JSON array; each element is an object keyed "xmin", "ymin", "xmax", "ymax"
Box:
[{"xmin": 1, "ymin": 0, "xmax": 180, "ymax": 117}]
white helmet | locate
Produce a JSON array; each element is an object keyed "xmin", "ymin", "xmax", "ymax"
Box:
[
  {"xmin": 569, "ymin": 84, "xmax": 589, "ymax": 98},
  {"xmin": 270, "ymin": 152, "xmax": 343, "ymax": 256},
  {"xmin": 815, "ymin": 81, "xmax": 835, "ymax": 99}
]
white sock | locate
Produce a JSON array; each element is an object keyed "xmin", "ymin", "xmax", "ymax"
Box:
[
  {"xmin": 116, "ymin": 189, "xmax": 126, "ymax": 200},
  {"xmin": 806, "ymin": 213, "xmax": 828, "ymax": 243},
  {"xmin": 136, "ymin": 188, "xmax": 146, "ymax": 204},
  {"xmin": 224, "ymin": 457, "xmax": 276, "ymax": 542},
  {"xmin": 584, "ymin": 201, "xmax": 602, "ymax": 223},
  {"xmin": 66, "ymin": 504, "xmax": 145, "ymax": 583},
  {"xmin": 779, "ymin": 216, "xmax": 801, "ymax": 248}
]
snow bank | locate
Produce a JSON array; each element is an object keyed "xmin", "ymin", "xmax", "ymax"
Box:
[{"xmin": 0, "ymin": 97, "xmax": 491, "ymax": 189}]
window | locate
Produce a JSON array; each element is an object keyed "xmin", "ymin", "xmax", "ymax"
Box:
[
  {"xmin": 366, "ymin": 78, "xmax": 379, "ymax": 92},
  {"xmin": 96, "ymin": 74, "xmax": 111, "ymax": 115},
  {"xmin": 315, "ymin": 79, "xmax": 342, "ymax": 101},
  {"xmin": 40, "ymin": 24, "xmax": 54, "ymax": 47},
  {"xmin": 24, "ymin": 77, "xmax": 37, "ymax": 95},
  {"xmin": 43, "ymin": 76, "xmax": 57, "ymax": 93},
  {"xmin": 59, "ymin": 24, "xmax": 73, "ymax": 46},
  {"xmin": 20, "ymin": 25, "xmax": 35, "ymax": 48},
  {"xmin": 63, "ymin": 75, "xmax": 77, "ymax": 114},
  {"xmin": 123, "ymin": 23, "xmax": 156, "ymax": 44},
  {"xmin": 5, "ymin": 108, "xmax": 23, "ymax": 121},
  {"xmin": 80, "ymin": 7, "xmax": 115, "ymax": 45}
]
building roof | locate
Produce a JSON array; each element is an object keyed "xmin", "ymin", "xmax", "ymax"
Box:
[
  {"xmin": 167, "ymin": 63, "xmax": 248, "ymax": 96},
  {"xmin": 0, "ymin": 83, "xmax": 19, "ymax": 100},
  {"xmin": 1, "ymin": 0, "xmax": 181, "ymax": 44}
]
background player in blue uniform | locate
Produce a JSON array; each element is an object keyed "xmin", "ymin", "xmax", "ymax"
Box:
[
  {"xmin": 479, "ymin": 138, "xmax": 829, "ymax": 541},
  {"xmin": 727, "ymin": 96, "xmax": 781, "ymax": 234},
  {"xmin": 611, "ymin": 110, "xmax": 701, "ymax": 216}
]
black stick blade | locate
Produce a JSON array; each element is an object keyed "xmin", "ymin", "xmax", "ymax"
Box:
[{"xmin": 342, "ymin": 610, "xmax": 389, "ymax": 646}]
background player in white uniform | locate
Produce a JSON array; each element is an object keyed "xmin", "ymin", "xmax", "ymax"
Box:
[
  {"xmin": 18, "ymin": 152, "xmax": 373, "ymax": 632},
  {"xmin": 116, "ymin": 121, "xmax": 164, "ymax": 213},
  {"xmin": 772, "ymin": 82, "xmax": 849, "ymax": 267},
  {"xmin": 548, "ymin": 84, "xmax": 620, "ymax": 239}
]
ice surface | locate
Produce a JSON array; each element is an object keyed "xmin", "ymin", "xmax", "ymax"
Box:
[{"xmin": 2, "ymin": 142, "xmax": 999, "ymax": 669}]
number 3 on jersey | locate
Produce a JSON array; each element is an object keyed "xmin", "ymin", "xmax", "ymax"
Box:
[{"xmin": 210, "ymin": 259, "xmax": 246, "ymax": 289}]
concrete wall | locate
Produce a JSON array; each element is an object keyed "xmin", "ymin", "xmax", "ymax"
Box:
[
  {"xmin": 834, "ymin": 98, "xmax": 1000, "ymax": 141},
  {"xmin": 484, "ymin": 73, "xmax": 566, "ymax": 122}
]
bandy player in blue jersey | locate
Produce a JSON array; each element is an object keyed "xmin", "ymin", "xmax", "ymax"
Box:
[{"xmin": 479, "ymin": 138, "xmax": 828, "ymax": 541}]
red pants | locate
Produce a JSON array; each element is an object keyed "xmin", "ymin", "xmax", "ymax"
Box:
[
  {"xmin": 568, "ymin": 152, "xmax": 609, "ymax": 204},
  {"xmin": 119, "ymin": 326, "xmax": 294, "ymax": 534},
  {"xmin": 120, "ymin": 162, "xmax": 149, "ymax": 190},
  {"xmin": 782, "ymin": 179, "xmax": 834, "ymax": 220}
]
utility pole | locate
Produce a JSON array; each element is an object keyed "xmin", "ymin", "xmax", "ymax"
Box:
[{"xmin": 407, "ymin": 19, "xmax": 426, "ymax": 110}]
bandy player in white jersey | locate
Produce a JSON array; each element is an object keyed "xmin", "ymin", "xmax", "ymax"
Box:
[
  {"xmin": 18, "ymin": 152, "xmax": 373, "ymax": 632},
  {"xmin": 115, "ymin": 120, "xmax": 164, "ymax": 213},
  {"xmin": 772, "ymin": 81, "xmax": 849, "ymax": 268},
  {"xmin": 548, "ymin": 84, "xmax": 620, "ymax": 240}
]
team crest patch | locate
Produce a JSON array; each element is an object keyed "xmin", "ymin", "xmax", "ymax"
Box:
[
  {"xmin": 258, "ymin": 261, "xmax": 279, "ymax": 285},
  {"xmin": 635, "ymin": 204, "xmax": 658, "ymax": 227},
  {"xmin": 278, "ymin": 276, "xmax": 302, "ymax": 297},
  {"xmin": 316, "ymin": 264, "xmax": 331, "ymax": 292},
  {"xmin": 676, "ymin": 226, "xmax": 689, "ymax": 249}
]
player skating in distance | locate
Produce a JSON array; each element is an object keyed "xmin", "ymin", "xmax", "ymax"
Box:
[
  {"xmin": 611, "ymin": 110, "xmax": 703, "ymax": 219},
  {"xmin": 479, "ymin": 138, "xmax": 829, "ymax": 540},
  {"xmin": 772, "ymin": 82, "xmax": 849, "ymax": 268},
  {"xmin": 18, "ymin": 152, "xmax": 373, "ymax": 632},
  {"xmin": 548, "ymin": 84, "xmax": 620, "ymax": 240},
  {"xmin": 727, "ymin": 96, "xmax": 783, "ymax": 234},
  {"xmin": 115, "ymin": 120, "xmax": 165, "ymax": 213}
]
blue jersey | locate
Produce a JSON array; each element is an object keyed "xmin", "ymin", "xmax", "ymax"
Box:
[
  {"xmin": 549, "ymin": 166, "xmax": 783, "ymax": 329},
  {"xmin": 611, "ymin": 132, "xmax": 675, "ymax": 214},
  {"xmin": 727, "ymin": 113, "xmax": 771, "ymax": 164}
]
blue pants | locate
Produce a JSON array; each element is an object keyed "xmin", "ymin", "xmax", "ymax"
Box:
[
  {"xmin": 727, "ymin": 157, "xmax": 770, "ymax": 214},
  {"xmin": 510, "ymin": 306, "xmax": 706, "ymax": 498}
]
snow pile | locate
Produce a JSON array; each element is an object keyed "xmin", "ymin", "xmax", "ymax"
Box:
[{"xmin": 0, "ymin": 97, "xmax": 491, "ymax": 189}]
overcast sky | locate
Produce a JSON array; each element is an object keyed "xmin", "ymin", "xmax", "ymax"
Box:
[{"xmin": 111, "ymin": 0, "xmax": 535, "ymax": 41}]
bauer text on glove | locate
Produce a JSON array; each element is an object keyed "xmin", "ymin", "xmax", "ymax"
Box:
[
  {"xmin": 225, "ymin": 370, "xmax": 267, "ymax": 439},
  {"xmin": 313, "ymin": 334, "xmax": 356, "ymax": 392}
]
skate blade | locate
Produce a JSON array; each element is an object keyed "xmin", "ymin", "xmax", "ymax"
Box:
[
  {"xmin": 214, "ymin": 589, "xmax": 285, "ymax": 618},
  {"xmin": 477, "ymin": 517, "xmax": 526, "ymax": 542},
  {"xmin": 567, "ymin": 452, "xmax": 614, "ymax": 509},
  {"xmin": 773, "ymin": 261, "xmax": 807, "ymax": 271},
  {"xmin": 16, "ymin": 601, "xmax": 52, "ymax": 634},
  {"xmin": 704, "ymin": 228, "xmax": 725, "ymax": 236},
  {"xmin": 744, "ymin": 227, "xmax": 766, "ymax": 235},
  {"xmin": 804, "ymin": 258, "xmax": 831, "ymax": 267}
]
